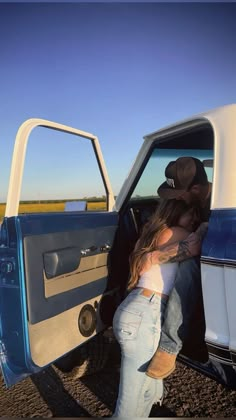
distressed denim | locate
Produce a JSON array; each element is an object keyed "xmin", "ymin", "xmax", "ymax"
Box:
[
  {"xmin": 112, "ymin": 288, "xmax": 167, "ymax": 418},
  {"xmin": 159, "ymin": 257, "xmax": 201, "ymax": 354}
]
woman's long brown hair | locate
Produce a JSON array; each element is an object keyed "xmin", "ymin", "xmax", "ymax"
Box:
[{"xmin": 128, "ymin": 199, "xmax": 197, "ymax": 290}]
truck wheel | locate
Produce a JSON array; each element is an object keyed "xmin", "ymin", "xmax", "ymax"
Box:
[{"xmin": 54, "ymin": 331, "xmax": 112, "ymax": 379}]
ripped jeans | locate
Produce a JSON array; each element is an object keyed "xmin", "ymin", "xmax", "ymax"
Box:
[{"xmin": 112, "ymin": 288, "xmax": 167, "ymax": 417}]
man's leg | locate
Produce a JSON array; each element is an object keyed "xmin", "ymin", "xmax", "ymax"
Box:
[{"xmin": 146, "ymin": 257, "xmax": 201, "ymax": 379}]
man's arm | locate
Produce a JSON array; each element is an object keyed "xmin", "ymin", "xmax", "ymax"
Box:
[{"xmin": 151, "ymin": 222, "xmax": 208, "ymax": 264}]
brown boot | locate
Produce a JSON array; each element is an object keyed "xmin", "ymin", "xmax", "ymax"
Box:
[{"xmin": 146, "ymin": 349, "xmax": 177, "ymax": 379}]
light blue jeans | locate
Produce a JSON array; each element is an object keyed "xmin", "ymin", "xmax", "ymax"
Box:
[
  {"xmin": 159, "ymin": 257, "xmax": 201, "ymax": 354},
  {"xmin": 112, "ymin": 287, "xmax": 167, "ymax": 418}
]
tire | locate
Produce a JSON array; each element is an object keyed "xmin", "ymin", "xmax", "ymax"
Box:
[{"xmin": 54, "ymin": 331, "xmax": 112, "ymax": 379}]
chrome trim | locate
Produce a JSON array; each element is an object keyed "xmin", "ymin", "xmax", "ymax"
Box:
[
  {"xmin": 201, "ymin": 256, "xmax": 236, "ymax": 268},
  {"xmin": 206, "ymin": 340, "xmax": 232, "ymax": 365}
]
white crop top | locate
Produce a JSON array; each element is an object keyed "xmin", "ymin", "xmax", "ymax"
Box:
[{"xmin": 137, "ymin": 262, "xmax": 178, "ymax": 296}]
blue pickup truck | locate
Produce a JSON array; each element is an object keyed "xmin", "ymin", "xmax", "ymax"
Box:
[{"xmin": 1, "ymin": 104, "xmax": 236, "ymax": 389}]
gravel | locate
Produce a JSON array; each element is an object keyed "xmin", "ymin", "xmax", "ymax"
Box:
[{"xmin": 0, "ymin": 341, "xmax": 236, "ymax": 417}]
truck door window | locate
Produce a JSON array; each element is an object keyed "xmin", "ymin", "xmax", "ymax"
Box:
[{"xmin": 20, "ymin": 126, "xmax": 107, "ymax": 213}]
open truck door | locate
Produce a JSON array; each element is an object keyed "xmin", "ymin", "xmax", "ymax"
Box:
[{"xmin": 0, "ymin": 119, "xmax": 118, "ymax": 387}]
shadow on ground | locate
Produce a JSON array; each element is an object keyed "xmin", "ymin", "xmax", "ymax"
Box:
[{"xmin": 31, "ymin": 366, "xmax": 90, "ymax": 417}]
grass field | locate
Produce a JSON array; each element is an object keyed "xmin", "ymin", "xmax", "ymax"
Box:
[{"xmin": 0, "ymin": 201, "xmax": 106, "ymax": 222}]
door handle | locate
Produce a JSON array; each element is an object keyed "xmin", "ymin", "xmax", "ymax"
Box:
[
  {"xmin": 80, "ymin": 246, "xmax": 97, "ymax": 256},
  {"xmin": 100, "ymin": 244, "xmax": 111, "ymax": 252}
]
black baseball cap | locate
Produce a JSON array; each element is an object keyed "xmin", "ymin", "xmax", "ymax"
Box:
[{"xmin": 157, "ymin": 157, "xmax": 208, "ymax": 199}]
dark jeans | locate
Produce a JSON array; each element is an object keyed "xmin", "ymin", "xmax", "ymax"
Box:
[{"xmin": 159, "ymin": 257, "xmax": 201, "ymax": 354}]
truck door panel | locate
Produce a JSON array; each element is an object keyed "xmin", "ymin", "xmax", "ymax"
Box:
[{"xmin": 201, "ymin": 209, "xmax": 236, "ymax": 367}]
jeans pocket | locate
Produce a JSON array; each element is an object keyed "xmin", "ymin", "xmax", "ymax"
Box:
[{"xmin": 113, "ymin": 308, "xmax": 142, "ymax": 343}]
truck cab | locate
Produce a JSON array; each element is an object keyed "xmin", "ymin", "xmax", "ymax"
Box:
[{"xmin": 1, "ymin": 104, "xmax": 236, "ymax": 388}]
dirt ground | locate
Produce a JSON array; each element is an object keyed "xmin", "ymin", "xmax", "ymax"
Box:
[{"xmin": 0, "ymin": 342, "xmax": 236, "ymax": 417}]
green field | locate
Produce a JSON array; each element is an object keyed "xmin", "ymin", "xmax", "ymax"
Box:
[{"xmin": 0, "ymin": 201, "xmax": 106, "ymax": 222}]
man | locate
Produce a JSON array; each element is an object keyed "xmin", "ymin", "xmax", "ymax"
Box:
[{"xmin": 146, "ymin": 156, "xmax": 211, "ymax": 379}]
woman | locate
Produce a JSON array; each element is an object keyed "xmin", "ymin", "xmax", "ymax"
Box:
[{"xmin": 112, "ymin": 199, "xmax": 202, "ymax": 417}]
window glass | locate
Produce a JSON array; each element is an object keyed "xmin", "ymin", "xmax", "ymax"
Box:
[
  {"xmin": 20, "ymin": 126, "xmax": 107, "ymax": 213},
  {"xmin": 131, "ymin": 148, "xmax": 213, "ymax": 200}
]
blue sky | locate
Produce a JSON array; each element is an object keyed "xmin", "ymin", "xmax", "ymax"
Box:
[{"xmin": 0, "ymin": 2, "xmax": 236, "ymax": 202}]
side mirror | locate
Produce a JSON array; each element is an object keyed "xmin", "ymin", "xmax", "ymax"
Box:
[{"xmin": 64, "ymin": 201, "xmax": 87, "ymax": 211}]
